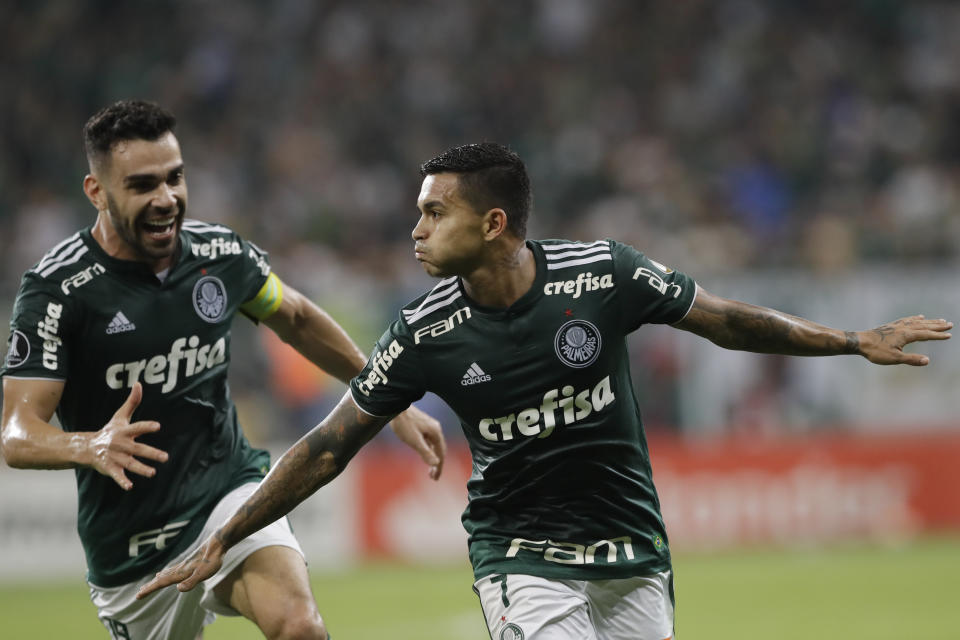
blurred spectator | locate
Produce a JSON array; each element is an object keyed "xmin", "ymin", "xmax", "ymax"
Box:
[{"xmin": 2, "ymin": 0, "xmax": 958, "ymax": 436}]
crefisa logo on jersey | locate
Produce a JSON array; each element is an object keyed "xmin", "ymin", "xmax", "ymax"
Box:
[
  {"xmin": 4, "ymin": 330, "xmax": 30, "ymax": 368},
  {"xmin": 554, "ymin": 319, "xmax": 601, "ymax": 368},
  {"xmin": 193, "ymin": 276, "xmax": 227, "ymax": 323}
]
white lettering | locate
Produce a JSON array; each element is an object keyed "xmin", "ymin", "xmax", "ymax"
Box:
[
  {"xmin": 128, "ymin": 520, "xmax": 189, "ymax": 557},
  {"xmin": 104, "ymin": 336, "xmax": 227, "ymax": 393},
  {"xmin": 106, "ymin": 363, "xmax": 124, "ymax": 390},
  {"xmin": 190, "ymin": 239, "xmax": 244, "ymax": 261},
  {"xmin": 544, "ymin": 272, "xmax": 614, "ymax": 298},
  {"xmin": 144, "ymin": 355, "xmax": 166, "ymax": 385},
  {"xmin": 60, "ymin": 263, "xmax": 106, "ymax": 295},
  {"xmin": 413, "ymin": 307, "xmax": 472, "ymax": 344},
  {"xmin": 38, "ymin": 302, "xmax": 64, "ymax": 370},
  {"xmin": 248, "ymin": 247, "xmax": 270, "ymax": 276},
  {"xmin": 356, "ymin": 339, "xmax": 405, "ymax": 396},
  {"xmin": 516, "ymin": 408, "xmax": 541, "ymax": 436},
  {"xmin": 632, "ymin": 267, "xmax": 682, "ymax": 299},
  {"xmin": 478, "ymin": 376, "xmax": 616, "ymax": 442},
  {"xmin": 507, "ymin": 535, "xmax": 635, "ymax": 565},
  {"xmin": 585, "ymin": 537, "xmax": 635, "ymax": 563}
]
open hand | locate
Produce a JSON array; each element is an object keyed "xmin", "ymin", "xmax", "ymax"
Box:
[
  {"xmin": 87, "ymin": 382, "xmax": 168, "ymax": 490},
  {"xmin": 856, "ymin": 315, "xmax": 952, "ymax": 365},
  {"xmin": 390, "ymin": 405, "xmax": 446, "ymax": 480},
  {"xmin": 136, "ymin": 535, "xmax": 225, "ymax": 599}
]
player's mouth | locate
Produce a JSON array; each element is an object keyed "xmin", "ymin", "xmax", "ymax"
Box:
[{"xmin": 141, "ymin": 214, "xmax": 179, "ymax": 241}]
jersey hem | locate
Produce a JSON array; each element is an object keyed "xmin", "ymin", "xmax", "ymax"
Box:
[
  {"xmin": 349, "ymin": 388, "xmax": 397, "ymax": 418},
  {"xmin": 672, "ymin": 281, "xmax": 699, "ymax": 324},
  {"xmin": 472, "ymin": 558, "xmax": 673, "ymax": 582}
]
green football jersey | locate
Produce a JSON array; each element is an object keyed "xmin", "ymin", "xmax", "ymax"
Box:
[
  {"xmin": 350, "ymin": 239, "xmax": 697, "ymax": 581},
  {"xmin": 1, "ymin": 220, "xmax": 275, "ymax": 587}
]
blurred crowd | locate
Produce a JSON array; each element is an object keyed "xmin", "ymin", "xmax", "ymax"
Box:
[{"xmin": 2, "ymin": 0, "xmax": 958, "ymax": 439}]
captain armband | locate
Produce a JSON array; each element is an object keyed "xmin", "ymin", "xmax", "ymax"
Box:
[{"xmin": 240, "ymin": 272, "xmax": 284, "ymax": 320}]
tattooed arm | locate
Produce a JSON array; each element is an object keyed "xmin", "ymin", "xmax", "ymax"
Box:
[
  {"xmin": 135, "ymin": 392, "xmax": 393, "ymax": 598},
  {"xmin": 675, "ymin": 286, "xmax": 951, "ymax": 365}
]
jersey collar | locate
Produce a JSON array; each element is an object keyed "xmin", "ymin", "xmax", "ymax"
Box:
[{"xmin": 81, "ymin": 226, "xmax": 188, "ymax": 280}]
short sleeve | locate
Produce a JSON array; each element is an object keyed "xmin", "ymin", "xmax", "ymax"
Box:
[
  {"xmin": 349, "ymin": 318, "xmax": 427, "ymax": 418},
  {"xmin": 237, "ymin": 239, "xmax": 273, "ymax": 305},
  {"xmin": 1, "ymin": 273, "xmax": 76, "ymax": 380},
  {"xmin": 610, "ymin": 240, "xmax": 697, "ymax": 332}
]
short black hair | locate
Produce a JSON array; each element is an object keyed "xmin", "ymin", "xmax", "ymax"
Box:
[
  {"xmin": 83, "ymin": 100, "xmax": 176, "ymax": 169},
  {"xmin": 420, "ymin": 142, "xmax": 531, "ymax": 238}
]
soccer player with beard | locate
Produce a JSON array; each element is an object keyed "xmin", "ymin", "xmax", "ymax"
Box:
[
  {"xmin": 135, "ymin": 142, "xmax": 951, "ymax": 639},
  {"xmin": 0, "ymin": 100, "xmax": 446, "ymax": 640}
]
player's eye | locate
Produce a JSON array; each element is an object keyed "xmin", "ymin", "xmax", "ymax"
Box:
[{"xmin": 128, "ymin": 180, "xmax": 156, "ymax": 193}]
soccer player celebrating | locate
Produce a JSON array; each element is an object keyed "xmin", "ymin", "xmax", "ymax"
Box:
[
  {"xmin": 136, "ymin": 142, "xmax": 951, "ymax": 639},
  {"xmin": 0, "ymin": 100, "xmax": 445, "ymax": 640}
]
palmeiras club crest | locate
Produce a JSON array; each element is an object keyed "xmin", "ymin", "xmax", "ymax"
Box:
[
  {"xmin": 193, "ymin": 276, "xmax": 227, "ymax": 323},
  {"xmin": 554, "ymin": 319, "xmax": 601, "ymax": 368},
  {"xmin": 500, "ymin": 622, "xmax": 524, "ymax": 640}
]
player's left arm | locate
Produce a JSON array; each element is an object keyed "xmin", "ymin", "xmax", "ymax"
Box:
[
  {"xmin": 248, "ymin": 275, "xmax": 368, "ymax": 383},
  {"xmin": 244, "ymin": 276, "xmax": 444, "ymax": 476},
  {"xmin": 674, "ymin": 286, "xmax": 952, "ymax": 365},
  {"xmin": 137, "ymin": 391, "xmax": 389, "ymax": 599}
]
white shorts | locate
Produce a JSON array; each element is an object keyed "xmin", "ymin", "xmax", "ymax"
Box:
[
  {"xmin": 88, "ymin": 482, "xmax": 305, "ymax": 640},
  {"xmin": 474, "ymin": 571, "xmax": 675, "ymax": 640}
]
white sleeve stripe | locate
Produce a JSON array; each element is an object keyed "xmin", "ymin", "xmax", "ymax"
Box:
[
  {"xmin": 39, "ymin": 246, "xmax": 90, "ymax": 277},
  {"xmin": 402, "ymin": 291, "xmax": 463, "ymax": 324},
  {"xmin": 545, "ymin": 253, "xmax": 612, "ymax": 270},
  {"xmin": 402, "ymin": 278, "xmax": 458, "ymax": 317},
  {"xmin": 542, "ymin": 240, "xmax": 608, "ymax": 252},
  {"xmin": 34, "ymin": 235, "xmax": 83, "ymax": 272},
  {"xmin": 182, "ymin": 220, "xmax": 233, "ymax": 234},
  {"xmin": 544, "ymin": 246, "xmax": 611, "ymax": 261},
  {"xmin": 0, "ymin": 375, "xmax": 67, "ymax": 381}
]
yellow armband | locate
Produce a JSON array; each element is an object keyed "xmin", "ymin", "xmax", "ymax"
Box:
[{"xmin": 240, "ymin": 272, "xmax": 284, "ymax": 320}]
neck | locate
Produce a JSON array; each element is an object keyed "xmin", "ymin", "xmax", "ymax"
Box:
[{"xmin": 461, "ymin": 240, "xmax": 535, "ymax": 308}]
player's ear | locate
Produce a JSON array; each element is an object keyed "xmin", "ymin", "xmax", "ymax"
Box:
[
  {"xmin": 482, "ymin": 208, "xmax": 508, "ymax": 241},
  {"xmin": 83, "ymin": 174, "xmax": 106, "ymax": 212}
]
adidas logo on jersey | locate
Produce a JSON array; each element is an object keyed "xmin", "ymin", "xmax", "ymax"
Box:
[
  {"xmin": 106, "ymin": 311, "xmax": 136, "ymax": 335},
  {"xmin": 461, "ymin": 362, "xmax": 492, "ymax": 386}
]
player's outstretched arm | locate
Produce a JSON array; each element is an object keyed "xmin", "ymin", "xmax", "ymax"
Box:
[
  {"xmin": 136, "ymin": 390, "xmax": 389, "ymax": 599},
  {"xmin": 675, "ymin": 287, "xmax": 952, "ymax": 365},
  {"xmin": 261, "ymin": 280, "xmax": 370, "ymax": 383},
  {"xmin": 1, "ymin": 379, "xmax": 167, "ymax": 490}
]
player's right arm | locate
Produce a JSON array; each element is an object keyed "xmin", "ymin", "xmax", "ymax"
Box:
[
  {"xmin": 1, "ymin": 378, "xmax": 168, "ymax": 490},
  {"xmin": 137, "ymin": 391, "xmax": 392, "ymax": 598}
]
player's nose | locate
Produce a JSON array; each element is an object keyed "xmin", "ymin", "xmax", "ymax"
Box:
[{"xmin": 152, "ymin": 183, "xmax": 178, "ymax": 209}]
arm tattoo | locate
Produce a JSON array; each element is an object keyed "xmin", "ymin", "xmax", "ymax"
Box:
[
  {"xmin": 871, "ymin": 324, "xmax": 896, "ymax": 343},
  {"xmin": 843, "ymin": 331, "xmax": 860, "ymax": 355},
  {"xmin": 218, "ymin": 396, "xmax": 387, "ymax": 548},
  {"xmin": 677, "ymin": 291, "xmax": 858, "ymax": 356}
]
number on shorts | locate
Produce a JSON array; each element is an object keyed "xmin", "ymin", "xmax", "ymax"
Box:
[
  {"xmin": 106, "ymin": 617, "xmax": 131, "ymax": 640},
  {"xmin": 490, "ymin": 574, "xmax": 510, "ymax": 607}
]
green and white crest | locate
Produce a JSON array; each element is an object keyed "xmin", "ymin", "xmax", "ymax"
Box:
[{"xmin": 500, "ymin": 622, "xmax": 524, "ymax": 640}]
